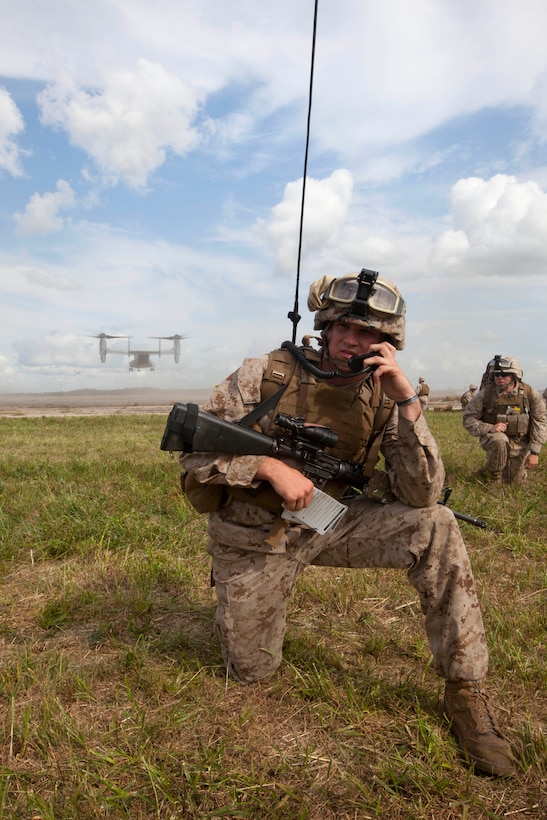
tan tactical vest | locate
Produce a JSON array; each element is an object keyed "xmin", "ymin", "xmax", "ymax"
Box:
[
  {"xmin": 481, "ymin": 383, "xmax": 532, "ymax": 437},
  {"xmin": 260, "ymin": 346, "xmax": 393, "ymax": 470},
  {"xmin": 184, "ymin": 346, "xmax": 394, "ymax": 513}
]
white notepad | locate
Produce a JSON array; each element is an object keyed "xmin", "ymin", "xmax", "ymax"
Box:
[{"xmin": 281, "ymin": 487, "xmax": 348, "ymax": 534}]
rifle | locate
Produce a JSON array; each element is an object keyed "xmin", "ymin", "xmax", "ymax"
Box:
[
  {"xmin": 160, "ymin": 402, "xmax": 488, "ymax": 528},
  {"xmin": 438, "ymin": 487, "xmax": 488, "ymax": 529},
  {"xmin": 160, "ymin": 402, "xmax": 365, "ymax": 490}
]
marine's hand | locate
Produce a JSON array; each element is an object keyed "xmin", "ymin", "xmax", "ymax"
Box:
[
  {"xmin": 255, "ymin": 457, "xmax": 315, "ymax": 511},
  {"xmin": 492, "ymin": 421, "xmax": 508, "ymax": 433},
  {"xmin": 525, "ymin": 453, "xmax": 539, "ymax": 469},
  {"xmin": 366, "ymin": 341, "xmax": 422, "ymax": 420}
]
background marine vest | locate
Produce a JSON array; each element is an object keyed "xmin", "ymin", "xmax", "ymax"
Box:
[{"xmin": 481, "ymin": 383, "xmax": 532, "ymax": 437}]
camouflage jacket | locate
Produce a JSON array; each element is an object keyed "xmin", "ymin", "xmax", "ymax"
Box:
[
  {"xmin": 180, "ymin": 352, "xmax": 445, "ymax": 512},
  {"xmin": 460, "ymin": 390, "xmax": 475, "ymax": 408},
  {"xmin": 463, "ymin": 381, "xmax": 547, "ymax": 453}
]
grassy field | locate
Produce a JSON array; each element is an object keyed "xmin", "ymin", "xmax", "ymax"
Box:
[{"xmin": 0, "ymin": 411, "xmax": 545, "ymax": 819}]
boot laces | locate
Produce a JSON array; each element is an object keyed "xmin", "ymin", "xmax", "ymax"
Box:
[{"xmin": 466, "ymin": 684, "xmax": 500, "ymax": 736}]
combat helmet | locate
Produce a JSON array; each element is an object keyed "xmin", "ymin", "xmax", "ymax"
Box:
[
  {"xmin": 493, "ymin": 355, "xmax": 523, "ymax": 380},
  {"xmin": 307, "ymin": 269, "xmax": 406, "ymax": 350},
  {"xmin": 481, "ymin": 354, "xmax": 523, "ymax": 387}
]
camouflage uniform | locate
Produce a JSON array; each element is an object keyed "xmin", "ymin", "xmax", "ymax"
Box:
[
  {"xmin": 416, "ymin": 378, "xmax": 430, "ymax": 411},
  {"xmin": 460, "ymin": 385, "xmax": 477, "ymax": 409},
  {"xmin": 182, "ymin": 354, "xmax": 489, "ymax": 685},
  {"xmin": 463, "ymin": 381, "xmax": 547, "ymax": 484}
]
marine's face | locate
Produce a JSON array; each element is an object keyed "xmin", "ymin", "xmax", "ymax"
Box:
[
  {"xmin": 325, "ymin": 320, "xmax": 383, "ymax": 372},
  {"xmin": 494, "ymin": 373, "xmax": 516, "ymax": 393}
]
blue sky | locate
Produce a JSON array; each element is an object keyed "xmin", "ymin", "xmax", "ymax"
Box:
[{"xmin": 1, "ymin": 0, "xmax": 547, "ymax": 395}]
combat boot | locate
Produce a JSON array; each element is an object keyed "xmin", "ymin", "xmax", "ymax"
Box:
[
  {"xmin": 475, "ymin": 467, "xmax": 501, "ymax": 483},
  {"xmin": 443, "ymin": 680, "xmax": 515, "ymax": 776}
]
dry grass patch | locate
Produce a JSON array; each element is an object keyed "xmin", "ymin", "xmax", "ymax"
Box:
[{"xmin": 0, "ymin": 412, "xmax": 545, "ymax": 818}]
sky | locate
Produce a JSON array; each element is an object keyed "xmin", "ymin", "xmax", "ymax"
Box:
[{"xmin": 1, "ymin": 0, "xmax": 547, "ymax": 396}]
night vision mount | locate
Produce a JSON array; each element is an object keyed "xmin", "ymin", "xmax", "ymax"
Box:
[{"xmin": 343, "ymin": 268, "xmax": 379, "ymax": 322}]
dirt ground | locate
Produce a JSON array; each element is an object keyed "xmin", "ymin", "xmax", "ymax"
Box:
[
  {"xmin": 0, "ymin": 388, "xmax": 213, "ymax": 417},
  {"xmin": 0, "ymin": 387, "xmax": 463, "ymax": 418}
]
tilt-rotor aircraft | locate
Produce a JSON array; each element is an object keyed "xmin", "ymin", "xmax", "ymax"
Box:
[{"xmin": 95, "ymin": 334, "xmax": 187, "ymax": 371}]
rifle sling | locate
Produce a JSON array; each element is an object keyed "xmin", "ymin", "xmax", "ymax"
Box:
[
  {"xmin": 237, "ymin": 384, "xmax": 288, "ymax": 428},
  {"xmin": 361, "ymin": 393, "xmax": 391, "ymax": 479}
]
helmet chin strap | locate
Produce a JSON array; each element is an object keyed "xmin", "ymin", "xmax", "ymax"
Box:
[
  {"xmin": 495, "ymin": 377, "xmax": 516, "ymax": 395},
  {"xmin": 323, "ymin": 321, "xmax": 386, "ymax": 375},
  {"xmin": 321, "ymin": 336, "xmax": 377, "ymax": 378}
]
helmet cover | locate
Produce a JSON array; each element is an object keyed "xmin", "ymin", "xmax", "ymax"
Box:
[
  {"xmin": 492, "ymin": 355, "xmax": 523, "ymax": 380},
  {"xmin": 307, "ymin": 273, "xmax": 406, "ymax": 350}
]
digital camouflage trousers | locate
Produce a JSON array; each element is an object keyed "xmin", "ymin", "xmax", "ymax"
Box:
[
  {"xmin": 207, "ymin": 498, "xmax": 489, "ymax": 685},
  {"xmin": 480, "ymin": 431, "xmax": 530, "ymax": 484}
]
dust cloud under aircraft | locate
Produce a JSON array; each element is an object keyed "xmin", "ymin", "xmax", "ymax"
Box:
[{"xmin": 94, "ymin": 334, "xmax": 187, "ymax": 371}]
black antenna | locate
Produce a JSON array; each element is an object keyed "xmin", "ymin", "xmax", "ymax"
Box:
[{"xmin": 288, "ymin": 0, "xmax": 319, "ymax": 344}]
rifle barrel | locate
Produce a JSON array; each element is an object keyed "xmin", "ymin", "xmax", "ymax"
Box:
[{"xmin": 447, "ymin": 507, "xmax": 488, "ymax": 529}]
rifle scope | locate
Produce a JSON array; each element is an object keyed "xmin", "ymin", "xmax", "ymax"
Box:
[{"xmin": 274, "ymin": 413, "xmax": 338, "ymax": 448}]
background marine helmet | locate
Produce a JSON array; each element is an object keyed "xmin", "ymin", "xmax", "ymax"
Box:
[
  {"xmin": 307, "ymin": 271, "xmax": 406, "ymax": 350},
  {"xmin": 492, "ymin": 355, "xmax": 523, "ymax": 381},
  {"xmin": 481, "ymin": 354, "xmax": 523, "ymax": 387},
  {"xmin": 419, "ymin": 376, "xmax": 425, "ymax": 383}
]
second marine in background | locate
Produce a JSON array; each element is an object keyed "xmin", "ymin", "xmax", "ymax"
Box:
[
  {"xmin": 463, "ymin": 355, "xmax": 547, "ymax": 484},
  {"xmin": 416, "ymin": 376, "xmax": 430, "ymax": 411},
  {"xmin": 461, "ymin": 384, "xmax": 477, "ymax": 409}
]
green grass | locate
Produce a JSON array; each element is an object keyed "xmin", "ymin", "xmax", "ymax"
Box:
[{"xmin": 0, "ymin": 411, "xmax": 545, "ymax": 818}]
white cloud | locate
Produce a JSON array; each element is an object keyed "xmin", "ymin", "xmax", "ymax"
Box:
[
  {"xmin": 24, "ymin": 268, "xmax": 81, "ymax": 290},
  {"xmin": 38, "ymin": 60, "xmax": 204, "ymax": 189},
  {"xmin": 0, "ymin": 87, "xmax": 25, "ymax": 176},
  {"xmin": 430, "ymin": 174, "xmax": 547, "ymax": 276},
  {"xmin": 13, "ymin": 332, "xmax": 91, "ymax": 367},
  {"xmin": 297, "ymin": 0, "xmax": 547, "ymax": 181},
  {"xmin": 14, "ymin": 180, "xmax": 76, "ymax": 235},
  {"xmin": 3, "ymin": 2, "xmax": 547, "ymax": 187},
  {"xmin": 263, "ymin": 170, "xmax": 354, "ymax": 273}
]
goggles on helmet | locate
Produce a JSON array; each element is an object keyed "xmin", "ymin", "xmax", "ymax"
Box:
[
  {"xmin": 324, "ymin": 270, "xmax": 405, "ymax": 318},
  {"xmin": 493, "ymin": 356, "xmax": 516, "ymax": 375}
]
